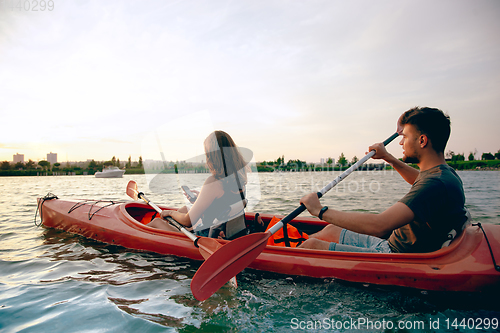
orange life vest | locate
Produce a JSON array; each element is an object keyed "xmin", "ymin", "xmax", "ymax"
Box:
[{"xmin": 265, "ymin": 216, "xmax": 309, "ymax": 247}]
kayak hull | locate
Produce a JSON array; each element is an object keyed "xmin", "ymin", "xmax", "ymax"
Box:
[{"xmin": 37, "ymin": 197, "xmax": 500, "ymax": 293}]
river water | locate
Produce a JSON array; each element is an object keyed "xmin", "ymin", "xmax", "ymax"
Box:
[{"xmin": 0, "ymin": 170, "xmax": 499, "ymax": 332}]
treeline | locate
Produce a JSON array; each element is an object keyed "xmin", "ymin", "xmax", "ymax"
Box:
[
  {"xmin": 2, "ymin": 149, "xmax": 500, "ymax": 177},
  {"xmin": 444, "ymin": 150, "xmax": 500, "ymax": 170},
  {"xmin": 257, "ymin": 150, "xmax": 500, "ymax": 173},
  {"xmin": 446, "ymin": 160, "xmax": 500, "ymax": 170},
  {"xmin": 446, "ymin": 150, "xmax": 500, "ymax": 162},
  {"xmin": 0, "ymin": 156, "xmax": 145, "ymax": 176},
  {"xmin": 256, "ymin": 153, "xmax": 388, "ymax": 172}
]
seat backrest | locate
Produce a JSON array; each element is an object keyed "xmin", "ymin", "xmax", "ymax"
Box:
[
  {"xmin": 209, "ymin": 199, "xmax": 248, "ymax": 239},
  {"xmin": 441, "ymin": 208, "xmax": 472, "ymax": 248}
]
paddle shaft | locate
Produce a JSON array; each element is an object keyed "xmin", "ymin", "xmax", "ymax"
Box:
[
  {"xmin": 137, "ymin": 191, "xmax": 198, "ymax": 243},
  {"xmin": 268, "ymin": 132, "xmax": 399, "ymax": 235}
]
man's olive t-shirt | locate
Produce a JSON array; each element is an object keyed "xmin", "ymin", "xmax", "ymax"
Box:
[{"xmin": 388, "ymin": 164, "xmax": 467, "ymax": 253}]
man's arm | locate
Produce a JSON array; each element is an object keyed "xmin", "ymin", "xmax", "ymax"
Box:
[
  {"xmin": 368, "ymin": 142, "xmax": 419, "ymax": 185},
  {"xmin": 300, "ymin": 193, "xmax": 414, "ymax": 238}
]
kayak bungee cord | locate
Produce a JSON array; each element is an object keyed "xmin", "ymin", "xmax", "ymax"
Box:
[
  {"xmin": 34, "ymin": 192, "xmax": 58, "ymax": 227},
  {"xmin": 35, "ymin": 195, "xmax": 122, "ymax": 226},
  {"xmin": 473, "ymin": 222, "xmax": 500, "ymax": 272},
  {"xmin": 68, "ymin": 199, "xmax": 123, "ymax": 221}
]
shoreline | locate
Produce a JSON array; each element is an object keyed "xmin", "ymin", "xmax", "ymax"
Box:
[{"xmin": 1, "ymin": 165, "xmax": 499, "ymax": 177}]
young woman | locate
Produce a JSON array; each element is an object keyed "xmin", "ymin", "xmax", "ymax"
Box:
[{"xmin": 148, "ymin": 130, "xmax": 251, "ymax": 238}]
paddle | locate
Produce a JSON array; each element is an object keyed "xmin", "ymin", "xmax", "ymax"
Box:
[
  {"xmin": 190, "ymin": 132, "xmax": 400, "ymax": 301},
  {"xmin": 126, "ymin": 180, "xmax": 223, "ymax": 260}
]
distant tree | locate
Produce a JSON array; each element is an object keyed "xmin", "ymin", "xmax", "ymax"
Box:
[
  {"xmin": 111, "ymin": 156, "xmax": 116, "ymax": 166},
  {"xmin": 446, "ymin": 150, "xmax": 455, "ymax": 160},
  {"xmin": 104, "ymin": 161, "xmax": 114, "ymax": 167},
  {"xmin": 88, "ymin": 160, "xmax": 98, "ymax": 168},
  {"xmin": 468, "ymin": 152, "xmax": 475, "ymax": 161},
  {"xmin": 117, "ymin": 158, "xmax": 120, "ymax": 167},
  {"xmin": 38, "ymin": 160, "xmax": 50, "ymax": 170},
  {"xmin": 495, "ymin": 150, "xmax": 500, "ymax": 160},
  {"xmin": 138, "ymin": 156, "xmax": 143, "ymax": 168},
  {"xmin": 451, "ymin": 153, "xmax": 465, "ymax": 162},
  {"xmin": 126, "ymin": 155, "xmax": 132, "ymax": 168},
  {"xmin": 338, "ymin": 153, "xmax": 347, "ymax": 166},
  {"xmin": 1, "ymin": 161, "xmax": 11, "ymax": 170},
  {"xmin": 53, "ymin": 163, "xmax": 61, "ymax": 171},
  {"xmin": 351, "ymin": 156, "xmax": 359, "ymax": 164},
  {"xmin": 14, "ymin": 162, "xmax": 25, "ymax": 170},
  {"xmin": 327, "ymin": 157, "xmax": 333, "ymax": 166},
  {"xmin": 482, "ymin": 152, "xmax": 495, "ymax": 160},
  {"xmin": 26, "ymin": 159, "xmax": 36, "ymax": 169}
]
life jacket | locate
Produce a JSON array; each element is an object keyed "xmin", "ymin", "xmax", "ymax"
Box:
[{"xmin": 265, "ymin": 216, "xmax": 309, "ymax": 247}]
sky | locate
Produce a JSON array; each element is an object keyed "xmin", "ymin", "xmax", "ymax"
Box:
[{"xmin": 1, "ymin": 0, "xmax": 499, "ymax": 165}]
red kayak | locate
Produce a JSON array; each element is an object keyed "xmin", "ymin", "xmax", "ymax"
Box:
[{"xmin": 36, "ymin": 196, "xmax": 500, "ymax": 294}]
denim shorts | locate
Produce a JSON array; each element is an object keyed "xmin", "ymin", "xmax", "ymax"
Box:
[{"xmin": 328, "ymin": 229, "xmax": 392, "ymax": 253}]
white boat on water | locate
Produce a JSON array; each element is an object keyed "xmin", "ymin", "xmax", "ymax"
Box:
[{"xmin": 95, "ymin": 166, "xmax": 126, "ymax": 178}]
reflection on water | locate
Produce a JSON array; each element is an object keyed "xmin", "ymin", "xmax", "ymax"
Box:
[{"xmin": 0, "ymin": 172, "xmax": 499, "ymax": 331}]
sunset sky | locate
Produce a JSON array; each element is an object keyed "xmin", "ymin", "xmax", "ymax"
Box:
[{"xmin": 1, "ymin": 0, "xmax": 499, "ymax": 164}]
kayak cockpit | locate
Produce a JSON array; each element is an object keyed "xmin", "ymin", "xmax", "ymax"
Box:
[
  {"xmin": 125, "ymin": 204, "xmax": 164, "ymax": 225},
  {"xmin": 119, "ymin": 202, "xmax": 479, "ymax": 263}
]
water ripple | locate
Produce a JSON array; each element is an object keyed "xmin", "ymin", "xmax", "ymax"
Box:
[{"xmin": 0, "ymin": 173, "xmax": 499, "ymax": 331}]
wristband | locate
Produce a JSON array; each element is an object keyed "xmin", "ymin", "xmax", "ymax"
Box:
[{"xmin": 318, "ymin": 206, "xmax": 329, "ymax": 220}]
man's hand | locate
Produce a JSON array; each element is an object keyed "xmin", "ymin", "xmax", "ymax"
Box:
[
  {"xmin": 367, "ymin": 142, "xmax": 391, "ymax": 160},
  {"xmin": 300, "ymin": 193, "xmax": 323, "ymax": 217},
  {"xmin": 397, "ymin": 114, "xmax": 404, "ymax": 135}
]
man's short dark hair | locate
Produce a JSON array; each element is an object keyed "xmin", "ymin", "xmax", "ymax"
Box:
[{"xmin": 400, "ymin": 107, "xmax": 451, "ymax": 153}]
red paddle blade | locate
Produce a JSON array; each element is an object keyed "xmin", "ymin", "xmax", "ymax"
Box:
[
  {"xmin": 126, "ymin": 181, "xmax": 139, "ymax": 200},
  {"xmin": 197, "ymin": 238, "xmax": 238, "ymax": 288},
  {"xmin": 191, "ymin": 232, "xmax": 270, "ymax": 301},
  {"xmin": 197, "ymin": 237, "xmax": 223, "ymax": 259}
]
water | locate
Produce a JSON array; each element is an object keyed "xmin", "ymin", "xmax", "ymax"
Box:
[{"xmin": 0, "ymin": 170, "xmax": 499, "ymax": 332}]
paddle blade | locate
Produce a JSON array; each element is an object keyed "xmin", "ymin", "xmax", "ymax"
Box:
[
  {"xmin": 197, "ymin": 237, "xmax": 222, "ymax": 259},
  {"xmin": 191, "ymin": 232, "xmax": 270, "ymax": 301},
  {"xmin": 126, "ymin": 181, "xmax": 139, "ymax": 200},
  {"xmin": 196, "ymin": 237, "xmax": 238, "ymax": 288}
]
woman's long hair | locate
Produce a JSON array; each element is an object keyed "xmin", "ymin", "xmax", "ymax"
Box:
[{"xmin": 204, "ymin": 131, "xmax": 248, "ymax": 186}]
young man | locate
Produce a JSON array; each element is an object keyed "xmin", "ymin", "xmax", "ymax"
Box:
[{"xmin": 298, "ymin": 107, "xmax": 468, "ymax": 253}]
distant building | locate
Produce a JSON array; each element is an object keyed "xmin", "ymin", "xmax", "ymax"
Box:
[
  {"xmin": 13, "ymin": 153, "xmax": 24, "ymax": 164},
  {"xmin": 47, "ymin": 152, "xmax": 57, "ymax": 164},
  {"xmin": 320, "ymin": 158, "xmax": 325, "ymax": 164}
]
